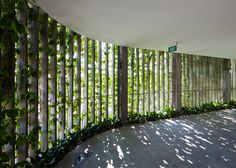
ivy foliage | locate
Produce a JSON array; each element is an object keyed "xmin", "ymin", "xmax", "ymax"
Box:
[
  {"xmin": 0, "ymin": 0, "xmax": 31, "ymax": 167},
  {"xmin": 0, "ymin": 1, "xmax": 236, "ymax": 168},
  {"xmin": 0, "ymin": 0, "xmax": 27, "ymax": 49}
]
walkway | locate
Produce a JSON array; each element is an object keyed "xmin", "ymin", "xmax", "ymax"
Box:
[{"xmin": 57, "ymin": 109, "xmax": 236, "ymax": 168}]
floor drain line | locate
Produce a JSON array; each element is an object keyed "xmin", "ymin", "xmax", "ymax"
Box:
[{"xmin": 75, "ymin": 152, "xmax": 92, "ymax": 167}]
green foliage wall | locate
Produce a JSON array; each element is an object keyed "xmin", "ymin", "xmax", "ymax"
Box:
[{"xmin": 1, "ymin": 0, "xmax": 236, "ymax": 167}]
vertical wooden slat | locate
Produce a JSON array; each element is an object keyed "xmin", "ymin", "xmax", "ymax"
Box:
[
  {"xmin": 192, "ymin": 56, "xmax": 196, "ymax": 106},
  {"xmin": 49, "ymin": 19, "xmax": 57, "ymax": 144},
  {"xmin": 105, "ymin": 43, "xmax": 109, "ymax": 118},
  {"xmin": 1, "ymin": 1, "xmax": 16, "ymax": 164},
  {"xmin": 28, "ymin": 6, "xmax": 39, "ymax": 158},
  {"xmin": 189, "ymin": 56, "xmax": 193, "ymax": 105},
  {"xmin": 215, "ymin": 58, "xmax": 218, "ymax": 100},
  {"xmin": 141, "ymin": 49, "xmax": 145, "ymax": 114},
  {"xmin": 151, "ymin": 51, "xmax": 155, "ymax": 112},
  {"xmin": 117, "ymin": 46, "xmax": 120, "ymax": 118},
  {"xmin": 91, "ymin": 40, "xmax": 95, "ymax": 123},
  {"xmin": 202, "ymin": 57, "xmax": 206, "ymax": 103},
  {"xmin": 220, "ymin": 59, "xmax": 223, "ymax": 99},
  {"xmin": 234, "ymin": 60, "xmax": 236, "ymax": 100},
  {"xmin": 196, "ymin": 56, "xmax": 200, "ymax": 105},
  {"xmin": 222, "ymin": 59, "xmax": 231, "ymax": 103},
  {"xmin": 17, "ymin": 0, "xmax": 28, "ymax": 161},
  {"xmin": 136, "ymin": 48, "xmax": 140, "ymax": 113},
  {"xmin": 210, "ymin": 58, "xmax": 213, "ymax": 102},
  {"xmin": 230, "ymin": 60, "xmax": 233, "ymax": 100},
  {"xmin": 172, "ymin": 53, "xmax": 182, "ymax": 111},
  {"xmin": 203, "ymin": 57, "xmax": 206, "ymax": 103},
  {"xmin": 169, "ymin": 54, "xmax": 173, "ymax": 106},
  {"xmin": 233, "ymin": 60, "xmax": 235, "ymax": 100},
  {"xmin": 185, "ymin": 55, "xmax": 188, "ymax": 106},
  {"xmin": 199, "ymin": 56, "xmax": 202, "ymax": 104},
  {"xmin": 166, "ymin": 52, "xmax": 169, "ymax": 106},
  {"xmin": 147, "ymin": 51, "xmax": 151, "ymax": 113},
  {"xmin": 194, "ymin": 56, "xmax": 197, "ymax": 105},
  {"xmin": 185, "ymin": 55, "xmax": 188, "ymax": 105},
  {"xmin": 131, "ymin": 48, "xmax": 134, "ymax": 114},
  {"xmin": 68, "ymin": 31, "xmax": 74, "ymax": 131},
  {"xmin": 185, "ymin": 54, "xmax": 190, "ymax": 105},
  {"xmin": 182, "ymin": 55, "xmax": 186, "ymax": 106},
  {"xmin": 119, "ymin": 47, "xmax": 128, "ymax": 123},
  {"xmin": 214, "ymin": 58, "xmax": 217, "ymax": 101},
  {"xmin": 59, "ymin": 26, "xmax": 66, "ymax": 140},
  {"xmin": 196, "ymin": 56, "xmax": 199, "ymax": 105},
  {"xmin": 209, "ymin": 58, "xmax": 212, "ymax": 102},
  {"xmin": 218, "ymin": 58, "xmax": 221, "ymax": 100},
  {"xmin": 214, "ymin": 58, "xmax": 216, "ymax": 101},
  {"xmin": 206, "ymin": 57, "xmax": 209, "ymax": 103},
  {"xmin": 195, "ymin": 56, "xmax": 198, "ymax": 105},
  {"xmin": 216, "ymin": 58, "xmax": 220, "ymax": 100},
  {"xmin": 76, "ymin": 35, "xmax": 81, "ymax": 129},
  {"xmin": 215, "ymin": 58, "xmax": 219, "ymax": 101},
  {"xmin": 99, "ymin": 42, "xmax": 102, "ymax": 122},
  {"xmin": 191, "ymin": 56, "xmax": 194, "ymax": 106},
  {"xmin": 212, "ymin": 58, "xmax": 215, "ymax": 101},
  {"xmin": 84, "ymin": 38, "xmax": 88, "ymax": 125},
  {"xmin": 199, "ymin": 57, "xmax": 203, "ymax": 104},
  {"xmin": 208, "ymin": 57, "xmax": 211, "ymax": 102},
  {"xmin": 40, "ymin": 13, "xmax": 48, "ymax": 152},
  {"xmin": 186, "ymin": 55, "xmax": 190, "ymax": 105},
  {"xmin": 198, "ymin": 56, "xmax": 201, "ymax": 104},
  {"xmin": 157, "ymin": 51, "xmax": 161, "ymax": 110},
  {"xmin": 187, "ymin": 55, "xmax": 191, "ymax": 105},
  {"xmin": 161, "ymin": 53, "xmax": 165, "ymax": 108},
  {"xmin": 209, "ymin": 58, "xmax": 214, "ymax": 102},
  {"xmin": 112, "ymin": 45, "xmax": 115, "ymax": 118}
]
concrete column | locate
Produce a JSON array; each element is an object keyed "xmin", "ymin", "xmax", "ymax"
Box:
[
  {"xmin": 172, "ymin": 53, "xmax": 182, "ymax": 111},
  {"xmin": 222, "ymin": 59, "xmax": 231, "ymax": 103},
  {"xmin": 119, "ymin": 46, "xmax": 128, "ymax": 123}
]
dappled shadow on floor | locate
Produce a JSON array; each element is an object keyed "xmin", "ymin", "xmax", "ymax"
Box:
[{"xmin": 57, "ymin": 109, "xmax": 236, "ymax": 168}]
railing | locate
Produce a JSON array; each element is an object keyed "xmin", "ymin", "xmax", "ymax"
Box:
[{"xmin": 0, "ymin": 0, "xmax": 236, "ymax": 166}]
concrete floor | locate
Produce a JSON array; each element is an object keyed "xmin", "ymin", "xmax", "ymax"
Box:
[{"xmin": 56, "ymin": 109, "xmax": 236, "ymax": 168}]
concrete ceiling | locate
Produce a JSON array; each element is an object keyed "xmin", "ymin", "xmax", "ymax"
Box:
[{"xmin": 36, "ymin": 0, "xmax": 236, "ymax": 59}]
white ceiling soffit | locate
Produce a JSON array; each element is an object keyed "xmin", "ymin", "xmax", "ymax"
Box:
[{"xmin": 36, "ymin": 0, "xmax": 236, "ymax": 59}]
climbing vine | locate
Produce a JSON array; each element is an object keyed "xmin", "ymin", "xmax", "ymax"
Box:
[
  {"xmin": 0, "ymin": 0, "xmax": 31, "ymax": 167},
  {"xmin": 1, "ymin": 0, "xmax": 236, "ymax": 167}
]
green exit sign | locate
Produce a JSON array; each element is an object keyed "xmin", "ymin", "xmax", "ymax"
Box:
[{"xmin": 168, "ymin": 45, "xmax": 177, "ymax": 53}]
